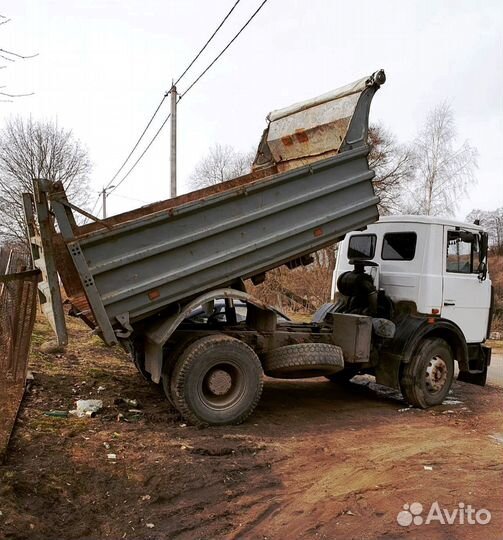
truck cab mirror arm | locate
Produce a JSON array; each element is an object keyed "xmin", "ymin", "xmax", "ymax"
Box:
[{"xmin": 478, "ymin": 232, "xmax": 489, "ymax": 281}]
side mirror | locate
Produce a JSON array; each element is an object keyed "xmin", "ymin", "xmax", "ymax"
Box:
[
  {"xmin": 459, "ymin": 231, "xmax": 475, "ymax": 243},
  {"xmin": 478, "ymin": 232, "xmax": 489, "ymax": 281},
  {"xmin": 477, "ymin": 261, "xmax": 487, "ymax": 282}
]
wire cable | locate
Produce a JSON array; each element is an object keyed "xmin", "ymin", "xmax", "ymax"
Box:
[
  {"xmin": 95, "ymin": 202, "xmax": 103, "ymax": 219},
  {"xmin": 90, "ymin": 194, "xmax": 101, "ymax": 215},
  {"xmin": 105, "ymin": 95, "xmax": 167, "ymax": 189},
  {"xmin": 181, "ymin": 0, "xmax": 269, "ymax": 99},
  {"xmin": 109, "ymin": 192, "xmax": 149, "ymax": 204},
  {"xmin": 104, "ymin": 2, "xmax": 240, "ymax": 191},
  {"xmin": 174, "ymin": 0, "xmax": 241, "ymax": 86},
  {"xmin": 108, "ymin": 113, "xmax": 171, "ymax": 195},
  {"xmin": 107, "ymin": 0, "xmax": 269, "ymax": 198}
]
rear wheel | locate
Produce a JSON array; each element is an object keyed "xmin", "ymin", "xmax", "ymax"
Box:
[
  {"xmin": 170, "ymin": 335, "xmax": 263, "ymax": 426},
  {"xmin": 131, "ymin": 342, "xmax": 151, "ymax": 381},
  {"xmin": 161, "ymin": 337, "xmax": 200, "ymax": 407},
  {"xmin": 400, "ymin": 337, "xmax": 454, "ymax": 408}
]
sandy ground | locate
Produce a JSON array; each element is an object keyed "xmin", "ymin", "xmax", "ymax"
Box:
[{"xmin": 0, "ymin": 317, "xmax": 502, "ymax": 540}]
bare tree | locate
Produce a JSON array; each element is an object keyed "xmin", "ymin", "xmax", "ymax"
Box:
[
  {"xmin": 367, "ymin": 123, "xmax": 414, "ymax": 215},
  {"xmin": 408, "ymin": 102, "xmax": 478, "ymax": 216},
  {"xmin": 0, "ymin": 14, "xmax": 37, "ymax": 102},
  {"xmin": 0, "ymin": 117, "xmax": 91, "ymax": 243},
  {"xmin": 466, "ymin": 207, "xmax": 503, "ymax": 254},
  {"xmin": 190, "ymin": 143, "xmax": 255, "ymax": 190}
]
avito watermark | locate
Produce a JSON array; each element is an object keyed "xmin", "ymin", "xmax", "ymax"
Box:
[{"xmin": 397, "ymin": 501, "xmax": 491, "ymax": 527}]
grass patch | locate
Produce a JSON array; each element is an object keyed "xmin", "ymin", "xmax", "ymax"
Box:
[
  {"xmin": 85, "ymin": 367, "xmax": 113, "ymax": 380},
  {"xmin": 488, "ymin": 339, "xmax": 503, "ymax": 352},
  {"xmin": 27, "ymin": 415, "xmax": 70, "ymax": 433}
]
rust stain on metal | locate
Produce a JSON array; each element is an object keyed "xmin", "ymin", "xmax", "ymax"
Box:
[
  {"xmin": 1, "ymin": 250, "xmax": 39, "ymax": 460},
  {"xmin": 295, "ymin": 130, "xmax": 309, "ymax": 143},
  {"xmin": 148, "ymin": 290, "xmax": 161, "ymax": 301},
  {"xmin": 75, "ymin": 164, "xmax": 278, "ymax": 239},
  {"xmin": 68, "ymin": 293, "xmax": 95, "ymax": 320},
  {"xmin": 281, "ymin": 135, "xmax": 294, "ymax": 147},
  {"xmin": 269, "ymin": 117, "xmax": 351, "ymax": 166},
  {"xmin": 313, "ymin": 227, "xmax": 323, "ymax": 237}
]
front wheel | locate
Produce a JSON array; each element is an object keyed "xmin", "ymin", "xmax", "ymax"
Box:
[
  {"xmin": 400, "ymin": 337, "xmax": 454, "ymax": 408},
  {"xmin": 170, "ymin": 335, "xmax": 263, "ymax": 426}
]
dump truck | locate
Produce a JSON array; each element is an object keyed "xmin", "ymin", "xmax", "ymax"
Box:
[{"xmin": 26, "ymin": 68, "xmax": 490, "ymax": 427}]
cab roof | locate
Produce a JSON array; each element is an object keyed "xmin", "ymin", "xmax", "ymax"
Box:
[{"xmin": 377, "ymin": 215, "xmax": 483, "ymax": 231}]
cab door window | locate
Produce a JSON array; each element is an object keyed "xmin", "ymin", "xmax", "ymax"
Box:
[
  {"xmin": 381, "ymin": 232, "xmax": 417, "ymax": 261},
  {"xmin": 446, "ymin": 231, "xmax": 479, "ymax": 274}
]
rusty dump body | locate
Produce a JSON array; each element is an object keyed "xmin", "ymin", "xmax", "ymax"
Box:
[{"xmin": 25, "ymin": 70, "xmax": 385, "ymax": 352}]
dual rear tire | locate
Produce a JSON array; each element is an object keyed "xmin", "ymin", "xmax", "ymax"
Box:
[{"xmin": 164, "ymin": 335, "xmax": 263, "ymax": 426}]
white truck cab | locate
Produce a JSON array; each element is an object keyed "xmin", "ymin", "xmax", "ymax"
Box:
[
  {"xmin": 322, "ymin": 215, "xmax": 493, "ymax": 407},
  {"xmin": 333, "ymin": 216, "xmax": 492, "ymax": 343}
]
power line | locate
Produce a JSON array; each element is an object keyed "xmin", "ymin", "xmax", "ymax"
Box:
[
  {"xmin": 108, "ymin": 113, "xmax": 171, "ymax": 195},
  {"xmin": 90, "ymin": 195, "xmax": 101, "ymax": 215},
  {"xmin": 95, "ymin": 202, "xmax": 103, "ymax": 218},
  {"xmin": 174, "ymin": 0, "xmax": 241, "ymax": 86},
  {"xmin": 106, "ymin": 0, "xmax": 269, "ymax": 198},
  {"xmin": 105, "ymin": 95, "xmax": 167, "ymax": 189},
  {"xmin": 181, "ymin": 0, "xmax": 269, "ymax": 99},
  {"xmin": 104, "ymin": 1, "xmax": 241, "ymax": 192},
  {"xmin": 109, "ymin": 192, "xmax": 149, "ymax": 204}
]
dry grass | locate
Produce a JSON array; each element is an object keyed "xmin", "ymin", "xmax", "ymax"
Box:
[{"xmin": 489, "ymin": 253, "xmax": 503, "ymax": 332}]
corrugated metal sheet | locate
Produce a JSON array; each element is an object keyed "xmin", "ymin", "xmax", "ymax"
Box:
[{"xmin": 76, "ymin": 146, "xmax": 378, "ymax": 325}]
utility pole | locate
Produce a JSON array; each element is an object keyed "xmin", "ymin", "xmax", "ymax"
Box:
[
  {"xmin": 101, "ymin": 185, "xmax": 115, "ymax": 219},
  {"xmin": 169, "ymin": 84, "xmax": 177, "ymax": 198}
]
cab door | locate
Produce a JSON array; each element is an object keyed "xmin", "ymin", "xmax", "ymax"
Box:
[{"xmin": 442, "ymin": 227, "xmax": 491, "ymax": 343}]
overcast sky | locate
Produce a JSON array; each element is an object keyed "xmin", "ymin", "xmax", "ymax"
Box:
[{"xmin": 2, "ymin": 0, "xmax": 502, "ymax": 219}]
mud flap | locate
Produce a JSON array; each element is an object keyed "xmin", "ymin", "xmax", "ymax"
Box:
[
  {"xmin": 375, "ymin": 352, "xmax": 402, "ymax": 390},
  {"xmin": 457, "ymin": 345, "xmax": 491, "ymax": 386},
  {"xmin": 457, "ymin": 367, "xmax": 488, "ymax": 386}
]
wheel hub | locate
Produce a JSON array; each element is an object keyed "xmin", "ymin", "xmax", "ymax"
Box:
[
  {"xmin": 425, "ymin": 356, "xmax": 448, "ymax": 393},
  {"xmin": 206, "ymin": 369, "xmax": 233, "ymax": 396},
  {"xmin": 199, "ymin": 362, "xmax": 245, "ymax": 411}
]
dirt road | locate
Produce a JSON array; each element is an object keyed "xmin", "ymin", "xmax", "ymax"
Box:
[
  {"xmin": 1, "ymin": 318, "xmax": 502, "ymax": 540},
  {"xmin": 488, "ymin": 349, "xmax": 503, "ymax": 387}
]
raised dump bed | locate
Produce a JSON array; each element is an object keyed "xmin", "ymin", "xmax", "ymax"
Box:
[
  {"xmin": 25, "ymin": 70, "xmax": 387, "ymax": 426},
  {"xmin": 26, "ymin": 70, "xmax": 385, "ymax": 347}
]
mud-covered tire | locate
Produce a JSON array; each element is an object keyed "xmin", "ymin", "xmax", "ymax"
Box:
[
  {"xmin": 161, "ymin": 369, "xmax": 175, "ymax": 407},
  {"xmin": 161, "ymin": 337, "xmax": 201, "ymax": 407},
  {"xmin": 131, "ymin": 344, "xmax": 151, "ymax": 381},
  {"xmin": 312, "ymin": 300, "xmax": 345, "ymax": 323},
  {"xmin": 264, "ymin": 343, "xmax": 344, "ymax": 379},
  {"xmin": 400, "ymin": 337, "xmax": 454, "ymax": 408},
  {"xmin": 170, "ymin": 335, "xmax": 263, "ymax": 426}
]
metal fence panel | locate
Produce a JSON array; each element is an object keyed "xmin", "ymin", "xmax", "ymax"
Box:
[{"xmin": 0, "ymin": 250, "xmax": 38, "ymax": 460}]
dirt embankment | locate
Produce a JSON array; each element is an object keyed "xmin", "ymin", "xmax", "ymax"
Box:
[{"xmin": 0, "ymin": 317, "xmax": 502, "ymax": 540}]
